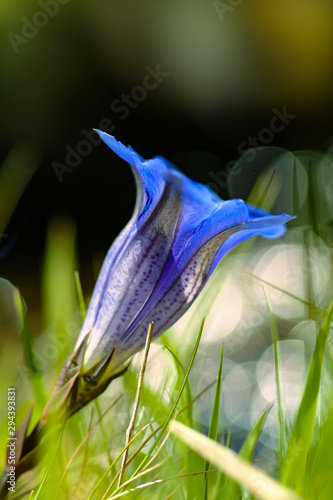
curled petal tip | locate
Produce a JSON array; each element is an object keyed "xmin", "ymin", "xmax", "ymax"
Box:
[{"xmin": 93, "ymin": 129, "xmax": 143, "ymax": 165}]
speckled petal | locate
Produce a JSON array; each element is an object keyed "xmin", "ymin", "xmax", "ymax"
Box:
[
  {"xmin": 74, "ymin": 132, "xmax": 293, "ymax": 377},
  {"xmin": 105, "ymin": 213, "xmax": 292, "ymax": 373},
  {"xmin": 81, "ymin": 184, "xmax": 183, "ymax": 371}
]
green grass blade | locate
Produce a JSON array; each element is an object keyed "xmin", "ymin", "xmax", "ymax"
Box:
[
  {"xmin": 305, "ymin": 403, "xmax": 333, "ymax": 500},
  {"xmin": 87, "ymin": 425, "xmax": 155, "ymax": 500},
  {"xmin": 225, "ymin": 429, "xmax": 232, "ymax": 448},
  {"xmin": 74, "ymin": 269, "xmax": 86, "ymax": 321},
  {"xmin": 281, "ymin": 300, "xmax": 333, "ymax": 490},
  {"xmin": 170, "ymin": 421, "xmax": 300, "ymax": 500},
  {"xmin": 221, "ymin": 403, "xmax": 273, "ymax": 500},
  {"xmin": 292, "ymin": 158, "xmax": 300, "ymax": 216},
  {"xmin": 204, "ymin": 344, "xmax": 224, "ymax": 500},
  {"xmin": 211, "ymin": 471, "xmax": 225, "ymax": 500},
  {"xmin": 249, "ymin": 273, "xmax": 321, "ymax": 315},
  {"xmin": 123, "ymin": 368, "xmax": 171, "ymax": 423},
  {"xmin": 264, "ymin": 289, "xmax": 287, "ymax": 463},
  {"xmin": 164, "ymin": 344, "xmax": 195, "ymax": 499},
  {"xmin": 131, "ymin": 318, "xmax": 205, "ymax": 478},
  {"xmin": 239, "ymin": 403, "xmax": 273, "ymax": 460},
  {"xmin": 207, "ymin": 345, "xmax": 224, "ymax": 442},
  {"xmin": 94, "ymin": 398, "xmax": 113, "ymax": 468},
  {"xmin": 164, "ymin": 345, "xmax": 193, "ymax": 426}
]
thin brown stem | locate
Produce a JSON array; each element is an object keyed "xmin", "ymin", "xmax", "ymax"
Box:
[{"xmin": 117, "ymin": 322, "xmax": 154, "ymax": 487}]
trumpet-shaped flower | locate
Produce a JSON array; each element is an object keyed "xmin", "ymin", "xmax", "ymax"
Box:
[{"xmin": 70, "ymin": 130, "xmax": 293, "ymax": 390}]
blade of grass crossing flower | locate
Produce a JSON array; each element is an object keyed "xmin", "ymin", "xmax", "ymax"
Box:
[
  {"xmin": 131, "ymin": 318, "xmax": 205, "ymax": 479},
  {"xmin": 170, "ymin": 421, "xmax": 301, "ymax": 500},
  {"xmin": 281, "ymin": 300, "xmax": 333, "ymax": 491},
  {"xmin": 221, "ymin": 403, "xmax": 273, "ymax": 500},
  {"xmin": 264, "ymin": 288, "xmax": 287, "ymax": 463},
  {"xmin": 14, "ymin": 289, "xmax": 47, "ymax": 414},
  {"xmin": 75, "ymin": 270, "xmax": 87, "ymax": 321},
  {"xmin": 204, "ymin": 344, "xmax": 224, "ymax": 500}
]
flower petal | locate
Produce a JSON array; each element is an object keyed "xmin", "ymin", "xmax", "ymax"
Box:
[
  {"xmin": 99, "ymin": 213, "xmax": 293, "ymax": 375},
  {"xmin": 81, "ymin": 184, "xmax": 183, "ymax": 370},
  {"xmin": 76, "ymin": 132, "xmax": 169, "ymax": 348},
  {"xmin": 77, "ymin": 132, "xmax": 293, "ymax": 376}
]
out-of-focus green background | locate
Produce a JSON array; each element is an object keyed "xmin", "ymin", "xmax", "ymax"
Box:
[{"xmin": 1, "ymin": 0, "xmax": 333, "ymax": 488}]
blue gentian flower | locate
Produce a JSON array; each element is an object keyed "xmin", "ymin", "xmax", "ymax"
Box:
[{"xmin": 72, "ymin": 130, "xmax": 292, "ymax": 386}]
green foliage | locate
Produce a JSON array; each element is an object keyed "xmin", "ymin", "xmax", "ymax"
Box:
[
  {"xmin": 204, "ymin": 345, "xmax": 224, "ymax": 500},
  {"xmin": 265, "ymin": 290, "xmax": 288, "ymax": 465},
  {"xmin": 1, "ymin": 246, "xmax": 333, "ymax": 499},
  {"xmin": 281, "ymin": 301, "xmax": 333, "ymax": 494},
  {"xmin": 220, "ymin": 403, "xmax": 273, "ymax": 500}
]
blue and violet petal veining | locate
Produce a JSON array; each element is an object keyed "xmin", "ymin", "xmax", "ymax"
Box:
[{"xmin": 75, "ymin": 131, "xmax": 293, "ymax": 377}]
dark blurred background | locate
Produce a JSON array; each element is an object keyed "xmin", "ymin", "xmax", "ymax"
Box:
[{"xmin": 1, "ymin": 0, "xmax": 333, "ymax": 314}]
